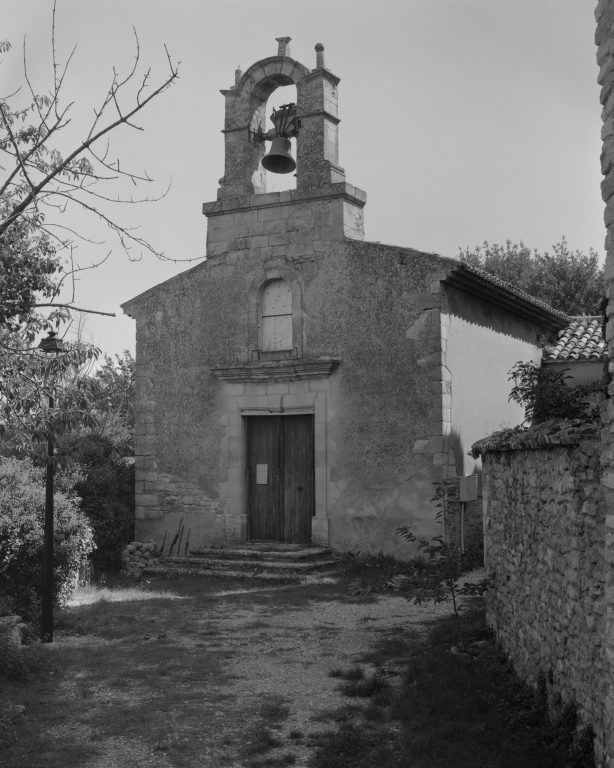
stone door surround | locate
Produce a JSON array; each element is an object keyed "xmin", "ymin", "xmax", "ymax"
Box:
[{"xmin": 220, "ymin": 385, "xmax": 330, "ymax": 546}]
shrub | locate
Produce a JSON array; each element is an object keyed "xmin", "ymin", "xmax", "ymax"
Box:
[
  {"xmin": 58, "ymin": 432, "xmax": 134, "ymax": 572},
  {"xmin": 0, "ymin": 457, "xmax": 94, "ymax": 624},
  {"xmin": 508, "ymin": 361, "xmax": 601, "ymax": 426}
]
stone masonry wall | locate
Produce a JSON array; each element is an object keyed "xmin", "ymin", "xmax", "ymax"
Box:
[
  {"xmin": 481, "ymin": 433, "xmax": 609, "ymax": 764},
  {"xmin": 595, "ymin": 7, "xmax": 614, "ymax": 768}
]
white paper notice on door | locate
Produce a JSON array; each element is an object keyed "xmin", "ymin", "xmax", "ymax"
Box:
[{"xmin": 256, "ymin": 464, "xmax": 268, "ymax": 484}]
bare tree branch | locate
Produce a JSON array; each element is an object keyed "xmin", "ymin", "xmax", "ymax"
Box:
[
  {"xmin": 0, "ymin": 33, "xmax": 179, "ymax": 239},
  {"xmin": 34, "ymin": 303, "xmax": 116, "ymax": 317}
]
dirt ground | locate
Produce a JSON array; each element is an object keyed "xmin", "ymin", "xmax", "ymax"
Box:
[{"xmin": 1, "ymin": 572, "xmax": 461, "ymax": 768}]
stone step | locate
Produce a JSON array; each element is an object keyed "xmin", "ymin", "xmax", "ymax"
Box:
[
  {"xmin": 142, "ymin": 564, "xmax": 340, "ymax": 581},
  {"xmin": 157, "ymin": 556, "xmax": 340, "ymax": 573},
  {"xmin": 187, "ymin": 546, "xmax": 335, "ymax": 562}
]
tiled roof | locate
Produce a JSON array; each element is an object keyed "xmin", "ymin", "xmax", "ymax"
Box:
[
  {"xmin": 444, "ymin": 263, "xmax": 570, "ymax": 330},
  {"xmin": 543, "ymin": 317, "xmax": 607, "ymax": 362},
  {"xmin": 470, "ymin": 418, "xmax": 599, "ymax": 457}
]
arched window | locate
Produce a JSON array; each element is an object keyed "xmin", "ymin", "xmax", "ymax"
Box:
[{"xmin": 260, "ymin": 280, "xmax": 293, "ymax": 351}]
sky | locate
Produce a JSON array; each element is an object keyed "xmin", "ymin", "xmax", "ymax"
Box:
[{"xmin": 2, "ymin": 0, "xmax": 605, "ymax": 358}]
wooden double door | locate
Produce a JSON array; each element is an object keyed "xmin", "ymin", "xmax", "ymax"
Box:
[{"xmin": 246, "ymin": 415, "xmax": 314, "ymax": 545}]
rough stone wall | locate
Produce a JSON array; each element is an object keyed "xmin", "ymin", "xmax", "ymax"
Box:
[
  {"xmin": 125, "ymin": 213, "xmax": 453, "ymax": 556},
  {"xmin": 482, "ymin": 437, "xmax": 609, "ymax": 764},
  {"xmin": 596, "ymin": 4, "xmax": 614, "ymax": 766}
]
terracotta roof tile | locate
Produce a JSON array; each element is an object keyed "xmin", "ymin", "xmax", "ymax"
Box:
[
  {"xmin": 445, "ymin": 263, "xmax": 570, "ymax": 330},
  {"xmin": 470, "ymin": 418, "xmax": 599, "ymax": 457},
  {"xmin": 543, "ymin": 316, "xmax": 607, "ymax": 362}
]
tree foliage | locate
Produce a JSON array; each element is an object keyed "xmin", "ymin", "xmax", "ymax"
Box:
[
  {"xmin": 508, "ymin": 361, "xmax": 601, "ymax": 426},
  {"xmin": 396, "ymin": 482, "xmax": 490, "ymax": 647},
  {"xmin": 58, "ymin": 432, "xmax": 134, "ymax": 572},
  {"xmin": 92, "ymin": 351, "xmax": 135, "ymax": 442},
  {"xmin": 0, "ymin": 334, "xmax": 100, "ymax": 450},
  {"xmin": 0, "ymin": 456, "xmax": 94, "ymax": 623},
  {"xmin": 459, "ymin": 239, "xmax": 604, "ymax": 316}
]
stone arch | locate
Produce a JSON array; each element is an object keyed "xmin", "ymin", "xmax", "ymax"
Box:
[
  {"xmin": 236, "ymin": 57, "xmax": 310, "ymax": 101},
  {"xmin": 219, "ymin": 55, "xmax": 312, "ymax": 200},
  {"xmin": 218, "ymin": 46, "xmax": 343, "ymax": 200},
  {"xmin": 247, "ymin": 265, "xmax": 304, "ymax": 360}
]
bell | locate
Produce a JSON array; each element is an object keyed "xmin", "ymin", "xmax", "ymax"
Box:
[{"xmin": 261, "ymin": 137, "xmax": 296, "ymax": 174}]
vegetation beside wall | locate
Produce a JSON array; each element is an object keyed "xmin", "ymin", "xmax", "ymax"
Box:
[{"xmin": 0, "ymin": 457, "xmax": 94, "ymax": 624}]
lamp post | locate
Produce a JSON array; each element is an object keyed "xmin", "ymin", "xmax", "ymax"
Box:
[{"xmin": 37, "ymin": 331, "xmax": 64, "ymax": 643}]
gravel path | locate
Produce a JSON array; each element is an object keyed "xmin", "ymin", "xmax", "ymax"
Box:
[{"xmin": 194, "ymin": 580, "xmax": 459, "ymax": 767}]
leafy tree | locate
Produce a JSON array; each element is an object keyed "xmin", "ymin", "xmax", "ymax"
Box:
[
  {"xmin": 0, "ymin": 333, "xmax": 100, "ymax": 450},
  {"xmin": 92, "ymin": 351, "xmax": 135, "ymax": 445},
  {"xmin": 396, "ymin": 482, "xmax": 490, "ymax": 647},
  {"xmin": 459, "ymin": 239, "xmax": 604, "ymax": 316},
  {"xmin": 508, "ymin": 361, "xmax": 600, "ymax": 425},
  {"xmin": 0, "ymin": 456, "xmax": 94, "ymax": 623},
  {"xmin": 57, "ymin": 432, "xmax": 134, "ymax": 572}
]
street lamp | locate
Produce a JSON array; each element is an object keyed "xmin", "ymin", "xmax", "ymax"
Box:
[{"xmin": 37, "ymin": 330, "xmax": 64, "ymax": 643}]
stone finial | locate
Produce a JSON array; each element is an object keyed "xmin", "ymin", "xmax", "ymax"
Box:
[
  {"xmin": 235, "ymin": 66, "xmax": 243, "ymax": 87},
  {"xmin": 276, "ymin": 37, "xmax": 292, "ymax": 57},
  {"xmin": 315, "ymin": 43, "xmax": 325, "ymax": 69}
]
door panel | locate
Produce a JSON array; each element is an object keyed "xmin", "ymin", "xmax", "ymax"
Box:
[
  {"xmin": 246, "ymin": 415, "xmax": 315, "ymax": 545},
  {"xmin": 283, "ymin": 415, "xmax": 314, "ymax": 546},
  {"xmin": 246, "ymin": 416, "xmax": 282, "ymax": 541}
]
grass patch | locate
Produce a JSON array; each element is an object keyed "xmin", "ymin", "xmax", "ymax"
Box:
[
  {"xmin": 338, "ymin": 674, "xmax": 391, "ymax": 699},
  {"xmin": 67, "ymin": 585, "xmax": 188, "ymax": 606},
  {"xmin": 339, "ymin": 552, "xmax": 414, "ymax": 583},
  {"xmin": 259, "ymin": 697, "xmax": 290, "ymax": 724},
  {"xmin": 328, "ymin": 665, "xmax": 391, "ymax": 699},
  {"xmin": 247, "ymin": 754, "xmax": 296, "ymax": 767},
  {"xmin": 308, "ymin": 605, "xmax": 596, "ymax": 768},
  {"xmin": 0, "ymin": 633, "xmax": 52, "ymax": 683},
  {"xmin": 242, "ymin": 723, "xmax": 283, "ymax": 757},
  {"xmin": 328, "ymin": 665, "xmax": 364, "ymax": 681},
  {"xmin": 310, "ymin": 722, "xmax": 395, "ymax": 768}
]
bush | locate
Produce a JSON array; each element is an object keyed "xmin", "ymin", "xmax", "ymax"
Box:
[
  {"xmin": 0, "ymin": 457, "xmax": 94, "ymax": 624},
  {"xmin": 508, "ymin": 362, "xmax": 601, "ymax": 426},
  {"xmin": 58, "ymin": 432, "xmax": 134, "ymax": 572}
]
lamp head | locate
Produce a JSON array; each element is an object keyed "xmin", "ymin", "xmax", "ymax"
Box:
[{"xmin": 37, "ymin": 331, "xmax": 64, "ymax": 354}]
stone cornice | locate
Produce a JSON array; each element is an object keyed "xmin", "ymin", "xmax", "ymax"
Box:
[
  {"xmin": 211, "ymin": 359, "xmax": 341, "ymax": 383},
  {"xmin": 202, "ymin": 182, "xmax": 366, "ymax": 217},
  {"xmin": 299, "ymin": 109, "xmax": 341, "ymax": 125},
  {"xmin": 304, "ymin": 67, "xmax": 341, "ymax": 86}
]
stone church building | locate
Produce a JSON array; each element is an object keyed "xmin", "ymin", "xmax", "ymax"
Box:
[{"xmin": 122, "ymin": 39, "xmax": 568, "ymax": 557}]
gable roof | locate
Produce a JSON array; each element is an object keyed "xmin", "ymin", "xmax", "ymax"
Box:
[
  {"xmin": 443, "ymin": 262, "xmax": 570, "ymax": 330},
  {"xmin": 543, "ymin": 317, "xmax": 607, "ymax": 363}
]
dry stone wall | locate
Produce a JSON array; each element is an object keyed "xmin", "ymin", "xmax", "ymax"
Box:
[
  {"xmin": 596, "ymin": 7, "xmax": 614, "ymax": 768},
  {"xmin": 477, "ymin": 423, "xmax": 609, "ymax": 765}
]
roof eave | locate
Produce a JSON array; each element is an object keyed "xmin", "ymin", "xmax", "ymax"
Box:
[{"xmin": 443, "ymin": 264, "xmax": 570, "ymax": 330}]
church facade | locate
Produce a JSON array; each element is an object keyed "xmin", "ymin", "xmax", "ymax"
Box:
[{"xmin": 122, "ymin": 40, "xmax": 568, "ymax": 557}]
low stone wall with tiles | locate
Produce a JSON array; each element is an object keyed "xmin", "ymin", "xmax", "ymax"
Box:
[{"xmin": 473, "ymin": 419, "xmax": 610, "ymax": 765}]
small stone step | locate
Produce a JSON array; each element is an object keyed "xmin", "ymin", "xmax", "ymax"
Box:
[
  {"xmin": 142, "ymin": 565, "xmax": 340, "ymax": 581},
  {"xmin": 142, "ymin": 543, "xmax": 341, "ymax": 581},
  {"xmin": 158, "ymin": 556, "xmax": 340, "ymax": 572},
  {"xmin": 188, "ymin": 546, "xmax": 335, "ymax": 562}
]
